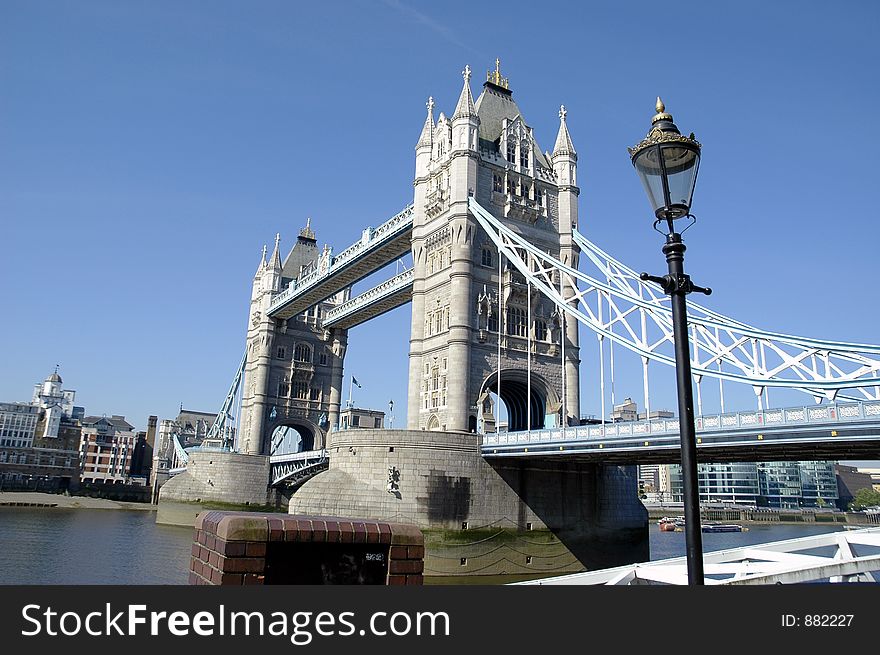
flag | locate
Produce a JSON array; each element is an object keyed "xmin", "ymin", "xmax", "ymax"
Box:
[{"xmin": 352, "ymin": 376, "xmax": 362, "ymax": 388}]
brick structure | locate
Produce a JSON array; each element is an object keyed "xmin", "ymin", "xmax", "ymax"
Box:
[{"xmin": 189, "ymin": 511, "xmax": 424, "ymax": 585}]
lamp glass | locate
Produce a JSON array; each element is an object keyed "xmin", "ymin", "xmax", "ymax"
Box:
[{"xmin": 633, "ymin": 142, "xmax": 700, "ymax": 220}]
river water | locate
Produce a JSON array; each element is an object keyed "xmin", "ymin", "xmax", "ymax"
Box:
[{"xmin": 0, "ymin": 508, "xmax": 853, "ymax": 584}]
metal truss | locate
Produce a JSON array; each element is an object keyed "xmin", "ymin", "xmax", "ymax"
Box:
[
  {"xmin": 269, "ymin": 449, "xmax": 329, "ymax": 486},
  {"xmin": 204, "ymin": 352, "xmax": 246, "ymax": 449},
  {"xmin": 468, "ymin": 198, "xmax": 880, "ymax": 402},
  {"xmin": 515, "ymin": 526, "xmax": 880, "ymax": 585}
]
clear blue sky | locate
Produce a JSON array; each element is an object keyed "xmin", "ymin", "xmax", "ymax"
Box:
[{"xmin": 1, "ymin": 1, "xmax": 878, "ymax": 465}]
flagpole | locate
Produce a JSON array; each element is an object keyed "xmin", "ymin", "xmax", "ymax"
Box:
[{"xmin": 348, "ymin": 375, "xmax": 353, "ymax": 409}]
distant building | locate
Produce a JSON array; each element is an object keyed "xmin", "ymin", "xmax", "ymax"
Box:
[
  {"xmin": 79, "ymin": 415, "xmax": 137, "ymax": 483},
  {"xmin": 150, "ymin": 408, "xmax": 218, "ymax": 502},
  {"xmin": 658, "ymin": 460, "xmax": 839, "ymax": 508},
  {"xmin": 835, "ymin": 464, "xmax": 875, "ymax": 510},
  {"xmin": 31, "ymin": 370, "xmax": 81, "ymax": 441},
  {"xmin": 0, "ymin": 402, "xmax": 40, "ymax": 449},
  {"xmin": 610, "ymin": 398, "xmax": 639, "ymax": 423},
  {"xmin": 859, "ymin": 468, "xmax": 880, "ymax": 492},
  {"xmin": 622, "ymin": 398, "xmax": 838, "ymax": 508},
  {"xmin": 339, "ymin": 407, "xmax": 385, "ymax": 430},
  {"xmin": 0, "ymin": 370, "xmax": 82, "ymax": 491},
  {"xmin": 129, "ymin": 415, "xmax": 157, "ymax": 480}
]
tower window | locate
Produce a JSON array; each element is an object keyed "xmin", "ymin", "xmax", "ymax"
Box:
[
  {"xmin": 294, "ymin": 344, "xmax": 312, "ymax": 363},
  {"xmin": 276, "ymin": 347, "xmax": 286, "ymax": 359},
  {"xmin": 481, "ymin": 247, "xmax": 493, "ymax": 267},
  {"xmin": 507, "ymin": 307, "xmax": 527, "ymax": 337},
  {"xmin": 520, "ymin": 144, "xmax": 530, "ymax": 168},
  {"xmin": 507, "ymin": 143, "xmax": 516, "ymax": 163},
  {"xmin": 535, "ymin": 319, "xmax": 547, "ymax": 341},
  {"xmin": 493, "ymin": 174, "xmax": 503, "ymax": 192}
]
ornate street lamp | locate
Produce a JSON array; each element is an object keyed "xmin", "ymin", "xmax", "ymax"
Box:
[
  {"xmin": 388, "ymin": 399, "xmax": 394, "ymax": 429},
  {"xmin": 629, "ymin": 98, "xmax": 711, "ymax": 585}
]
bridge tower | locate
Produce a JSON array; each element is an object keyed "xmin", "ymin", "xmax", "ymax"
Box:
[
  {"xmin": 407, "ymin": 61, "xmax": 580, "ymax": 432},
  {"xmin": 240, "ymin": 223, "xmax": 348, "ymax": 455}
]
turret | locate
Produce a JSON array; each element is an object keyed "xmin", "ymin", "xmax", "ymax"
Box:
[
  {"xmin": 552, "ymin": 105, "xmax": 579, "ymax": 235},
  {"xmin": 251, "ymin": 245, "xmax": 267, "ymax": 301},
  {"xmin": 415, "ymin": 97, "xmax": 434, "ymax": 179},
  {"xmin": 264, "ymin": 233, "xmax": 283, "ymax": 293},
  {"xmin": 451, "ymin": 65, "xmax": 479, "ymax": 152}
]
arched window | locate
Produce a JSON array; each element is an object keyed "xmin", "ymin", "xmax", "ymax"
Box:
[
  {"xmin": 520, "ymin": 144, "xmax": 530, "ymax": 168},
  {"xmin": 507, "ymin": 142, "xmax": 516, "ymax": 163},
  {"xmin": 481, "ymin": 246, "xmax": 493, "ymax": 267},
  {"xmin": 488, "ymin": 312, "xmax": 498, "ymax": 333},
  {"xmin": 277, "ymin": 376, "xmax": 290, "ymax": 398},
  {"xmin": 507, "ymin": 307, "xmax": 527, "ymax": 336},
  {"xmin": 293, "ymin": 381, "xmax": 309, "ymax": 399},
  {"xmin": 535, "ymin": 319, "xmax": 547, "ymax": 341},
  {"xmin": 294, "ymin": 344, "xmax": 312, "ymax": 363}
]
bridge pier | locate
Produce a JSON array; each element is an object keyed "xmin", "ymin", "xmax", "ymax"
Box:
[
  {"xmin": 155, "ymin": 451, "xmax": 272, "ymax": 526},
  {"xmin": 290, "ymin": 429, "xmax": 648, "ymax": 580}
]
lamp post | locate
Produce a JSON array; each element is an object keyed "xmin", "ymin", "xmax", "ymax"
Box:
[
  {"xmin": 629, "ymin": 98, "xmax": 710, "ymax": 585},
  {"xmin": 388, "ymin": 400, "xmax": 394, "ymax": 429}
]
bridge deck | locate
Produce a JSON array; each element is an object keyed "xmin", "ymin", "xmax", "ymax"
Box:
[{"xmin": 483, "ymin": 401, "xmax": 880, "ymax": 464}]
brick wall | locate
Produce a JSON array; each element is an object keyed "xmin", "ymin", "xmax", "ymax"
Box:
[{"xmin": 189, "ymin": 511, "xmax": 424, "ymax": 585}]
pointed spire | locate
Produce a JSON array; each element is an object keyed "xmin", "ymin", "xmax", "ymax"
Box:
[
  {"xmin": 255, "ymin": 245, "xmax": 267, "ymax": 277},
  {"xmin": 416, "ymin": 96, "xmax": 435, "ymax": 149},
  {"xmin": 552, "ymin": 104, "xmax": 577, "ymax": 158},
  {"xmin": 453, "ymin": 64, "xmax": 477, "ymax": 119},
  {"xmin": 270, "ymin": 233, "xmax": 282, "ymax": 270}
]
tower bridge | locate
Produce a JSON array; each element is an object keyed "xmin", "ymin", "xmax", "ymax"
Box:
[{"xmin": 157, "ymin": 61, "xmax": 880, "ymax": 579}]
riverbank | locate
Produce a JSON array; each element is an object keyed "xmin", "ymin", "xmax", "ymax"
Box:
[
  {"xmin": 0, "ymin": 491, "xmax": 156, "ymax": 512},
  {"xmin": 645, "ymin": 504, "xmax": 878, "ymax": 526}
]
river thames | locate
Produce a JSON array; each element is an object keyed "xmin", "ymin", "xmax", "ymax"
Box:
[{"xmin": 0, "ymin": 507, "xmax": 858, "ymax": 585}]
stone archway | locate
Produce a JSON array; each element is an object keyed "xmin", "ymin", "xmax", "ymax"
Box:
[
  {"xmin": 426, "ymin": 415, "xmax": 441, "ymax": 431},
  {"xmin": 267, "ymin": 419, "xmax": 322, "ymax": 454},
  {"xmin": 478, "ymin": 369, "xmax": 560, "ymax": 432}
]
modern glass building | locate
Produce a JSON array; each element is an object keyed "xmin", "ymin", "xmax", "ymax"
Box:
[
  {"xmin": 663, "ymin": 462, "xmax": 760, "ymax": 505},
  {"xmin": 658, "ymin": 461, "xmax": 838, "ymax": 508}
]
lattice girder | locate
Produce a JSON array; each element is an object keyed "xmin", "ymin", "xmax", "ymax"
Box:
[{"xmin": 468, "ymin": 198, "xmax": 880, "ymax": 401}]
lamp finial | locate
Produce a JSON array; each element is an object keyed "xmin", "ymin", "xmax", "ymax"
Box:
[{"xmin": 651, "ymin": 96, "xmax": 673, "ymax": 124}]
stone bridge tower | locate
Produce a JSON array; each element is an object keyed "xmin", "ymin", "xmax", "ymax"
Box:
[
  {"xmin": 240, "ymin": 222, "xmax": 348, "ymax": 455},
  {"xmin": 407, "ymin": 62, "xmax": 581, "ymax": 433}
]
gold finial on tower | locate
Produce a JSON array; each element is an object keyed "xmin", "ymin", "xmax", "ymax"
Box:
[
  {"xmin": 486, "ymin": 58, "xmax": 509, "ymax": 89},
  {"xmin": 652, "ymin": 96, "xmax": 673, "ymax": 124}
]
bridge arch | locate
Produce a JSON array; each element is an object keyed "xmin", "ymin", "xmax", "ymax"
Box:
[
  {"xmin": 267, "ymin": 419, "xmax": 322, "ymax": 454},
  {"xmin": 478, "ymin": 369, "xmax": 560, "ymax": 432}
]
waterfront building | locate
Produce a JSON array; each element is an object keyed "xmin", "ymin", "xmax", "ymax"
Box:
[
  {"xmin": 31, "ymin": 369, "xmax": 81, "ymax": 441},
  {"xmin": 79, "ymin": 415, "xmax": 137, "ymax": 483},
  {"xmin": 797, "ymin": 460, "xmax": 839, "ymax": 507},
  {"xmin": 756, "ymin": 461, "xmax": 803, "ymax": 508},
  {"xmin": 0, "ymin": 402, "xmax": 40, "ymax": 449},
  {"xmin": 663, "ymin": 462, "xmax": 761, "ymax": 505},
  {"xmin": 835, "ymin": 464, "xmax": 875, "ymax": 510},
  {"xmin": 0, "ymin": 370, "xmax": 83, "ymax": 490}
]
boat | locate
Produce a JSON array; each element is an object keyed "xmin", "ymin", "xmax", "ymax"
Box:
[
  {"xmin": 701, "ymin": 523, "xmax": 748, "ymax": 533},
  {"xmin": 658, "ymin": 516, "xmax": 686, "ymax": 531}
]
